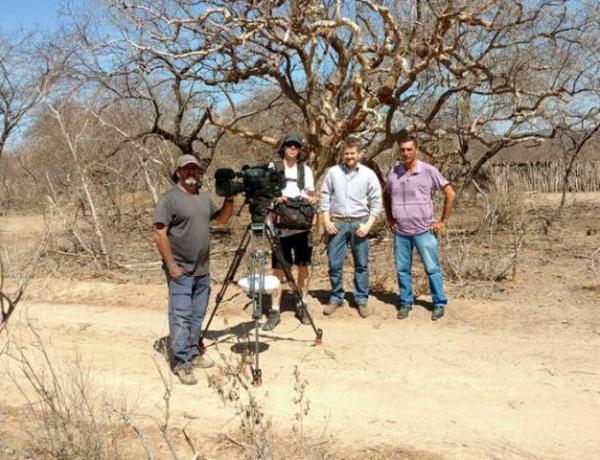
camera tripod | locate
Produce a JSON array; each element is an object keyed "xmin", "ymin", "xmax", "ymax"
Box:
[{"xmin": 202, "ymin": 222, "xmax": 323, "ymax": 386}]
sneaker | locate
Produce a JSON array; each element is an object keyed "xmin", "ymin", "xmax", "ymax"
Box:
[
  {"xmin": 191, "ymin": 353, "xmax": 215, "ymax": 369},
  {"xmin": 397, "ymin": 305, "xmax": 411, "ymax": 320},
  {"xmin": 323, "ymin": 302, "xmax": 341, "ymax": 316},
  {"xmin": 262, "ymin": 310, "xmax": 281, "ymax": 331},
  {"xmin": 357, "ymin": 302, "xmax": 373, "ymax": 318},
  {"xmin": 297, "ymin": 306, "xmax": 311, "ymax": 325},
  {"xmin": 174, "ymin": 366, "xmax": 197, "ymax": 385},
  {"xmin": 431, "ymin": 306, "xmax": 445, "ymax": 321}
]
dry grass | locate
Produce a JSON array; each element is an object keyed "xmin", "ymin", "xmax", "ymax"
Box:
[
  {"xmin": 7, "ymin": 329, "xmax": 132, "ymax": 459},
  {"xmin": 3, "ymin": 324, "xmax": 440, "ymax": 460}
]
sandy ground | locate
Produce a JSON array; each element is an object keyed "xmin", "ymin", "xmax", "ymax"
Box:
[{"xmin": 1, "ymin": 195, "xmax": 600, "ymax": 459}]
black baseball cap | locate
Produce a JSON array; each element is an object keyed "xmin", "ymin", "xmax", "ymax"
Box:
[{"xmin": 281, "ymin": 132, "xmax": 303, "ymax": 147}]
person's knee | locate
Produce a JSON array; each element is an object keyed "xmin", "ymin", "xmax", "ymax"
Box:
[
  {"xmin": 354, "ymin": 261, "xmax": 369, "ymax": 273},
  {"xmin": 328, "ymin": 264, "xmax": 343, "ymax": 276},
  {"xmin": 422, "ymin": 257, "xmax": 442, "ymax": 275},
  {"xmin": 273, "ymin": 269, "xmax": 286, "ymax": 281}
]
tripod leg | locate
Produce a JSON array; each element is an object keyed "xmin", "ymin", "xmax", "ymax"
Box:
[
  {"xmin": 201, "ymin": 225, "xmax": 252, "ymax": 342},
  {"xmin": 248, "ymin": 228, "xmax": 267, "ymax": 386},
  {"xmin": 252, "ymin": 287, "xmax": 263, "ymax": 386},
  {"xmin": 266, "ymin": 228, "xmax": 323, "ymax": 344}
]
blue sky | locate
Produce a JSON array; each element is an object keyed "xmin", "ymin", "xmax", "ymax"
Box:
[{"xmin": 0, "ymin": 0, "xmax": 62, "ymax": 32}]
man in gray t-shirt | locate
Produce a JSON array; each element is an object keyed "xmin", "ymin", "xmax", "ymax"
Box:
[{"xmin": 154, "ymin": 154, "xmax": 235, "ymax": 385}]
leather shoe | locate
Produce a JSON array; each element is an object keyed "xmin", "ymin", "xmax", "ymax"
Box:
[
  {"xmin": 431, "ymin": 306, "xmax": 445, "ymax": 321},
  {"xmin": 174, "ymin": 366, "xmax": 197, "ymax": 385},
  {"xmin": 191, "ymin": 354, "xmax": 215, "ymax": 369},
  {"xmin": 357, "ymin": 302, "xmax": 373, "ymax": 318},
  {"xmin": 397, "ymin": 305, "xmax": 411, "ymax": 319},
  {"xmin": 323, "ymin": 302, "xmax": 341, "ymax": 316}
]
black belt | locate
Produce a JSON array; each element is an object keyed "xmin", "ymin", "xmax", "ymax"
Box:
[{"xmin": 331, "ymin": 215, "xmax": 368, "ymax": 222}]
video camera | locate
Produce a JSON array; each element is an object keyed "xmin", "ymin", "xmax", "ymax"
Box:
[{"xmin": 215, "ymin": 164, "xmax": 286, "ymax": 223}]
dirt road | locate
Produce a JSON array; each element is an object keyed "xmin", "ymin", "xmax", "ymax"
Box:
[
  {"xmin": 1, "ymin": 276, "xmax": 599, "ymax": 459},
  {"xmin": 1, "ymin": 196, "xmax": 600, "ymax": 459}
]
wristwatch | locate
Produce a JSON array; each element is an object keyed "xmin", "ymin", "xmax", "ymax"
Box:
[{"xmin": 166, "ymin": 262, "xmax": 178, "ymax": 270}]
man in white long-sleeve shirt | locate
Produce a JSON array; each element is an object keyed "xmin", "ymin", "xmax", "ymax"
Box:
[{"xmin": 319, "ymin": 137, "xmax": 383, "ymax": 318}]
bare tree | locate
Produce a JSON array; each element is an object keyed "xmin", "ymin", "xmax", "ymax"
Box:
[
  {"xmin": 558, "ymin": 122, "xmax": 600, "ymax": 211},
  {"xmin": 0, "ymin": 31, "xmax": 53, "ymax": 161},
  {"xmin": 63, "ymin": 1, "xmax": 234, "ymax": 185},
  {"xmin": 98, "ymin": 0, "xmax": 599, "ymax": 180},
  {"xmin": 0, "ymin": 214, "xmax": 52, "ymax": 337}
]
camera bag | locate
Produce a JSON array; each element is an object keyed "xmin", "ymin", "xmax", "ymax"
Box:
[{"xmin": 273, "ymin": 196, "xmax": 315, "ymax": 230}]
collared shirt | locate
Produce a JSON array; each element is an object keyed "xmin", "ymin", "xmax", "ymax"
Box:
[
  {"xmin": 386, "ymin": 159, "xmax": 449, "ymax": 236},
  {"xmin": 319, "ymin": 163, "xmax": 383, "ymax": 218}
]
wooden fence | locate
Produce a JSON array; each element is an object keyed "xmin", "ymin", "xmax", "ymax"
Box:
[{"xmin": 491, "ymin": 160, "xmax": 600, "ymax": 193}]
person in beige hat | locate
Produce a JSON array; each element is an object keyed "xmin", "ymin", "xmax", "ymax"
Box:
[{"xmin": 154, "ymin": 154, "xmax": 236, "ymax": 385}]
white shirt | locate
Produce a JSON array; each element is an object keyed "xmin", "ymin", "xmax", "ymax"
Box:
[
  {"xmin": 319, "ymin": 163, "xmax": 383, "ymax": 218},
  {"xmin": 268, "ymin": 161, "xmax": 315, "ymax": 236}
]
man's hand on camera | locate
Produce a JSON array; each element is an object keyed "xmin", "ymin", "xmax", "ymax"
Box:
[
  {"xmin": 307, "ymin": 195, "xmax": 318, "ymax": 205},
  {"xmin": 355, "ymin": 223, "xmax": 371, "ymax": 238},
  {"xmin": 275, "ymin": 196, "xmax": 287, "ymax": 204}
]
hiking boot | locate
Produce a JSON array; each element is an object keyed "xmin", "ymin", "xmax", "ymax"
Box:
[
  {"xmin": 191, "ymin": 353, "xmax": 215, "ymax": 369},
  {"xmin": 323, "ymin": 302, "xmax": 341, "ymax": 316},
  {"xmin": 262, "ymin": 310, "xmax": 281, "ymax": 331},
  {"xmin": 397, "ymin": 305, "xmax": 411, "ymax": 320},
  {"xmin": 431, "ymin": 306, "xmax": 445, "ymax": 321},
  {"xmin": 174, "ymin": 366, "xmax": 197, "ymax": 385},
  {"xmin": 357, "ymin": 302, "xmax": 373, "ymax": 318}
]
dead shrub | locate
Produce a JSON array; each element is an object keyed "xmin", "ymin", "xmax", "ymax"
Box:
[
  {"xmin": 9, "ymin": 328, "xmax": 131, "ymax": 460},
  {"xmin": 440, "ymin": 180, "xmax": 540, "ymax": 285}
]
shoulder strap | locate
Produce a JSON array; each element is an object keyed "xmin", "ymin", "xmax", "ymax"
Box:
[
  {"xmin": 273, "ymin": 160, "xmax": 285, "ymax": 174},
  {"xmin": 297, "ymin": 162, "xmax": 305, "ymax": 191},
  {"xmin": 275, "ymin": 160, "xmax": 305, "ymax": 190}
]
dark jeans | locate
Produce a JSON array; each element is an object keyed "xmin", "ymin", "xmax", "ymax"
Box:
[
  {"xmin": 167, "ymin": 274, "xmax": 210, "ymax": 369},
  {"xmin": 327, "ymin": 221, "xmax": 369, "ymax": 305}
]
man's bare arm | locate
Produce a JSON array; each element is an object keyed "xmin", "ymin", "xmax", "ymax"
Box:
[
  {"xmin": 154, "ymin": 224, "xmax": 183, "ymax": 278},
  {"xmin": 430, "ymin": 185, "xmax": 456, "ymax": 234},
  {"xmin": 213, "ymin": 198, "xmax": 235, "ymax": 225}
]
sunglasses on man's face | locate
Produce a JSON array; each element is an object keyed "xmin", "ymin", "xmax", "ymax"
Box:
[{"xmin": 284, "ymin": 143, "xmax": 301, "ymax": 149}]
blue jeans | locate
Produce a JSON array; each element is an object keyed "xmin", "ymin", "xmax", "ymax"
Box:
[
  {"xmin": 394, "ymin": 230, "xmax": 447, "ymax": 308},
  {"xmin": 168, "ymin": 274, "xmax": 210, "ymax": 369},
  {"xmin": 327, "ymin": 221, "xmax": 369, "ymax": 305}
]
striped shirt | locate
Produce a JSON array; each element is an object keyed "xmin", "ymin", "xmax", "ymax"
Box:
[
  {"xmin": 319, "ymin": 163, "xmax": 383, "ymax": 218},
  {"xmin": 386, "ymin": 160, "xmax": 449, "ymax": 236}
]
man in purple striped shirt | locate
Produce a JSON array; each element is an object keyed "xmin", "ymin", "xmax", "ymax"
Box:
[{"xmin": 383, "ymin": 136, "xmax": 456, "ymax": 321}]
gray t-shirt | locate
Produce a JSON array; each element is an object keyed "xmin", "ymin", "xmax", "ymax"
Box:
[{"xmin": 154, "ymin": 186, "xmax": 219, "ymax": 276}]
